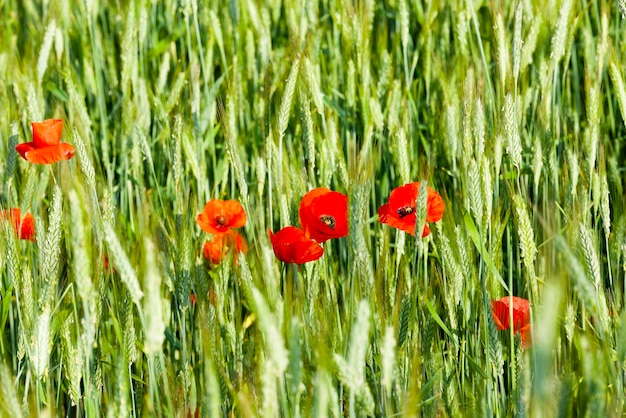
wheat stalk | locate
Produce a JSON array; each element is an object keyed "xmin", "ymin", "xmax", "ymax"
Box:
[
  {"xmin": 37, "ymin": 20, "xmax": 56, "ymax": 83},
  {"xmin": 143, "ymin": 237, "xmax": 165, "ymax": 355},
  {"xmin": 512, "ymin": 3, "xmax": 523, "ymax": 82},
  {"xmin": 0, "ymin": 364, "xmax": 22, "ymax": 417},
  {"xmin": 103, "ymin": 222, "xmax": 144, "ymax": 305},
  {"xmin": 550, "ymin": 0, "xmax": 572, "ymax": 65}
]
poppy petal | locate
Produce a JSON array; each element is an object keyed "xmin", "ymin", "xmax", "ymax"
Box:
[
  {"xmin": 20, "ymin": 212, "xmax": 36, "ymax": 241},
  {"xmin": 299, "ymin": 188, "xmax": 348, "ymax": 243},
  {"xmin": 0, "ymin": 209, "xmax": 21, "ymax": 233},
  {"xmin": 17, "ymin": 142, "xmax": 75, "ymax": 164},
  {"xmin": 202, "ymin": 230, "xmax": 248, "ymax": 265},
  {"xmin": 196, "ymin": 212, "xmax": 227, "ymax": 235},
  {"xmin": 32, "ymin": 119, "xmax": 63, "ymax": 147},
  {"xmin": 0, "ymin": 209, "xmax": 35, "ymax": 241},
  {"xmin": 491, "ymin": 296, "xmax": 531, "ymax": 333},
  {"xmin": 378, "ymin": 203, "xmax": 416, "ymax": 235},
  {"xmin": 232, "ymin": 231, "xmax": 248, "ymax": 253},
  {"xmin": 203, "ymin": 235, "xmax": 227, "ymax": 264},
  {"xmin": 300, "ymin": 187, "xmax": 331, "ymax": 210},
  {"xmin": 379, "ymin": 182, "xmax": 444, "ymax": 237},
  {"xmin": 197, "ymin": 199, "xmax": 246, "ymax": 234},
  {"xmin": 223, "ymin": 200, "xmax": 247, "ymax": 229},
  {"xmin": 269, "ymin": 226, "xmax": 323, "ymax": 264},
  {"xmin": 382, "ymin": 183, "xmax": 419, "ymax": 235},
  {"xmin": 519, "ymin": 324, "xmax": 532, "ymax": 349},
  {"xmin": 377, "ymin": 203, "xmax": 392, "ymax": 223},
  {"xmin": 15, "ymin": 142, "xmax": 36, "ymax": 160},
  {"xmin": 426, "ymin": 187, "xmax": 445, "ymax": 223},
  {"xmin": 293, "ymin": 239, "xmax": 325, "ymax": 263},
  {"xmin": 490, "ymin": 299, "xmax": 510, "ymax": 331},
  {"xmin": 196, "ymin": 200, "xmax": 229, "ymax": 234},
  {"xmin": 299, "ymin": 188, "xmax": 331, "ymax": 239},
  {"xmin": 387, "ymin": 182, "xmax": 419, "ymax": 214}
]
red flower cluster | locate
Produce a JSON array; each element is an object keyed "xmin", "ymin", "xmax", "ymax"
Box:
[
  {"xmin": 269, "ymin": 188, "xmax": 348, "ymax": 264},
  {"xmin": 16, "ymin": 119, "xmax": 75, "ymax": 164},
  {"xmin": 196, "ymin": 199, "xmax": 247, "ymax": 265},
  {"xmin": 0, "ymin": 209, "xmax": 35, "ymax": 241},
  {"xmin": 491, "ymin": 296, "xmax": 532, "ymax": 349},
  {"xmin": 378, "ymin": 182, "xmax": 444, "ymax": 237}
]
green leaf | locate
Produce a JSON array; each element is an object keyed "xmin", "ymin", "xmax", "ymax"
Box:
[{"xmin": 464, "ymin": 212, "xmax": 510, "ymax": 292}]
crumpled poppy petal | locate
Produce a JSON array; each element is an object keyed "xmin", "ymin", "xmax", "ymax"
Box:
[
  {"xmin": 233, "ymin": 232, "xmax": 248, "ymax": 253},
  {"xmin": 32, "ymin": 119, "xmax": 63, "ymax": 147},
  {"xmin": 490, "ymin": 299, "xmax": 510, "ymax": 331},
  {"xmin": 15, "ymin": 142, "xmax": 36, "ymax": 160},
  {"xmin": 519, "ymin": 324, "xmax": 532, "ymax": 349},
  {"xmin": 203, "ymin": 230, "xmax": 248, "ymax": 265},
  {"xmin": 299, "ymin": 188, "xmax": 348, "ymax": 243},
  {"xmin": 0, "ymin": 209, "xmax": 36, "ymax": 241},
  {"xmin": 223, "ymin": 200, "xmax": 247, "ymax": 228},
  {"xmin": 203, "ymin": 235, "xmax": 227, "ymax": 264},
  {"xmin": 293, "ymin": 239, "xmax": 325, "ymax": 263},
  {"xmin": 426, "ymin": 188, "xmax": 445, "ymax": 223},
  {"xmin": 16, "ymin": 142, "xmax": 75, "ymax": 164},
  {"xmin": 269, "ymin": 226, "xmax": 323, "ymax": 264},
  {"xmin": 491, "ymin": 296, "xmax": 531, "ymax": 334},
  {"xmin": 20, "ymin": 212, "xmax": 36, "ymax": 241},
  {"xmin": 0, "ymin": 209, "xmax": 21, "ymax": 235},
  {"xmin": 377, "ymin": 203, "xmax": 392, "ymax": 223}
]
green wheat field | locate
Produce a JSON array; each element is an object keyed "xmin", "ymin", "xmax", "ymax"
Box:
[{"xmin": 1, "ymin": 0, "xmax": 626, "ymax": 416}]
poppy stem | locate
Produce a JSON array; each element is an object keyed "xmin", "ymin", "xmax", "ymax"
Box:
[
  {"xmin": 293, "ymin": 263, "xmax": 300, "ymax": 294},
  {"xmin": 478, "ymin": 223, "xmax": 494, "ymax": 412},
  {"xmin": 282, "ymin": 263, "xmax": 293, "ymax": 325}
]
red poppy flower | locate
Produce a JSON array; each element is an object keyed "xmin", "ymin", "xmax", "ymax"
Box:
[
  {"xmin": 0, "ymin": 209, "xmax": 35, "ymax": 241},
  {"xmin": 378, "ymin": 182, "xmax": 444, "ymax": 237},
  {"xmin": 15, "ymin": 119, "xmax": 75, "ymax": 164},
  {"xmin": 196, "ymin": 199, "xmax": 246, "ymax": 235},
  {"xmin": 202, "ymin": 230, "xmax": 248, "ymax": 264},
  {"xmin": 299, "ymin": 188, "xmax": 349, "ymax": 243},
  {"xmin": 268, "ymin": 226, "xmax": 324, "ymax": 264},
  {"xmin": 491, "ymin": 296, "xmax": 532, "ymax": 348}
]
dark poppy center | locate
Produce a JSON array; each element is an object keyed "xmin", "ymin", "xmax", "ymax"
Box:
[
  {"xmin": 215, "ymin": 215, "xmax": 227, "ymax": 226},
  {"xmin": 397, "ymin": 206, "xmax": 414, "ymax": 218},
  {"xmin": 320, "ymin": 215, "xmax": 336, "ymax": 230}
]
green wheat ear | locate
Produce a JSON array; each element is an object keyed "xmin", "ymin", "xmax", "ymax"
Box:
[{"xmin": 0, "ymin": 363, "xmax": 21, "ymax": 417}]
